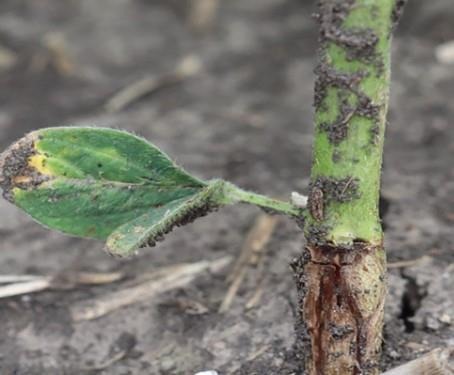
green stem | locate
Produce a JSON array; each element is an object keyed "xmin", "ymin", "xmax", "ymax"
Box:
[
  {"xmin": 293, "ymin": 1, "xmax": 406, "ymax": 375},
  {"xmin": 305, "ymin": 0, "xmax": 398, "ymax": 246},
  {"xmin": 218, "ymin": 181, "xmax": 303, "ymax": 217}
]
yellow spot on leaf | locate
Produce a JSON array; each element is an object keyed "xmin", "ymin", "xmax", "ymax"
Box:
[{"xmin": 29, "ymin": 154, "xmax": 52, "ymax": 175}]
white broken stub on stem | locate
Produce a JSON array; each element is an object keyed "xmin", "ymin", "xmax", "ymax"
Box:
[
  {"xmin": 291, "ymin": 191, "xmax": 308, "ymax": 208},
  {"xmin": 194, "ymin": 371, "xmax": 219, "ymax": 375}
]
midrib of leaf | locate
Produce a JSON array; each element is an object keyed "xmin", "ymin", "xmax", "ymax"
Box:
[
  {"xmin": 40, "ymin": 136, "xmax": 204, "ymax": 188},
  {"xmin": 19, "ymin": 183, "xmax": 199, "ymax": 218}
]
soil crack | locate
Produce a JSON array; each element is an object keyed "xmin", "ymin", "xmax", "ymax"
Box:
[{"xmin": 399, "ymin": 271, "xmax": 427, "ymax": 333}]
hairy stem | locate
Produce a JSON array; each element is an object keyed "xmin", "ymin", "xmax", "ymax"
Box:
[
  {"xmin": 306, "ymin": 0, "xmax": 395, "ymax": 245},
  {"xmin": 294, "ymin": 1, "xmax": 406, "ymax": 374},
  {"xmin": 221, "ymin": 181, "xmax": 303, "ymax": 218}
]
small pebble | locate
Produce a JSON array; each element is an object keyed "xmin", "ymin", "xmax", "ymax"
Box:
[
  {"xmin": 435, "ymin": 40, "xmax": 454, "ymax": 64},
  {"xmin": 425, "ymin": 316, "xmax": 441, "ymax": 331},
  {"xmin": 388, "ymin": 350, "xmax": 401, "ymax": 360},
  {"xmin": 439, "ymin": 313, "xmax": 451, "ymax": 324}
]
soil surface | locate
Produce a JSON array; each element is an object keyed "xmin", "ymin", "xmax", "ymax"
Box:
[{"xmin": 0, "ymin": 1, "xmax": 453, "ymax": 374}]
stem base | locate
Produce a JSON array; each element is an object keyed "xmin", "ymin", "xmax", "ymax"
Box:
[{"xmin": 293, "ymin": 242, "xmax": 386, "ymax": 375}]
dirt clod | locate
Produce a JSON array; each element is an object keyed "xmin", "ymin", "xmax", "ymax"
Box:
[
  {"xmin": 310, "ymin": 176, "xmax": 361, "ymax": 204},
  {"xmin": 313, "ymin": 64, "xmax": 367, "ymax": 109},
  {"xmin": 320, "ymin": 99, "xmax": 355, "ymax": 144},
  {"xmin": 146, "ymin": 200, "xmax": 219, "ymax": 248},
  {"xmin": 314, "ymin": 0, "xmax": 385, "ymax": 148},
  {"xmin": 315, "ymin": 0, "xmax": 379, "ymax": 62}
]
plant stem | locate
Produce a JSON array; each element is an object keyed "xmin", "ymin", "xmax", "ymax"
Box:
[
  {"xmin": 293, "ymin": 1, "xmax": 406, "ymax": 374},
  {"xmin": 221, "ymin": 181, "xmax": 303, "ymax": 218}
]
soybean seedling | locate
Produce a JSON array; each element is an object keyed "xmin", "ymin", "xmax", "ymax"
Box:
[{"xmin": 0, "ymin": 1, "xmax": 407, "ymax": 374}]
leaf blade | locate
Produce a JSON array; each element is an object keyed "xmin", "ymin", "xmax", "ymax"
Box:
[
  {"xmin": 13, "ymin": 179, "xmax": 200, "ymax": 239},
  {"xmin": 32, "ymin": 126, "xmax": 205, "ymax": 186},
  {"xmin": 106, "ymin": 180, "xmax": 226, "ymax": 257},
  {"xmin": 0, "ymin": 127, "xmax": 206, "ymax": 240}
]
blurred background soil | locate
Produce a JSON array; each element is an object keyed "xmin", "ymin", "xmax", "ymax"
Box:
[{"xmin": 0, "ymin": 0, "xmax": 453, "ymax": 374}]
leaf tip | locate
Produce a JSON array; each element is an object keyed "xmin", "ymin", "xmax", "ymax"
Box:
[{"xmin": 0, "ymin": 132, "xmax": 48, "ymax": 203}]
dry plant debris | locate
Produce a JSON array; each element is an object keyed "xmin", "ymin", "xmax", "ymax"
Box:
[
  {"xmin": 188, "ymin": 0, "xmax": 220, "ymax": 31},
  {"xmin": 0, "ymin": 271, "xmax": 123, "ymax": 299},
  {"xmin": 71, "ymin": 256, "xmax": 231, "ymax": 321},
  {"xmin": 382, "ymin": 347, "xmax": 454, "ymax": 375},
  {"xmin": 105, "ymin": 55, "xmax": 202, "ymax": 113},
  {"xmin": 219, "ymin": 214, "xmax": 278, "ymax": 312}
]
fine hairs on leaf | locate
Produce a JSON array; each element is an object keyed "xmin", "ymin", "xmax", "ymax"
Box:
[{"xmin": 0, "ymin": 126, "xmax": 303, "ymax": 257}]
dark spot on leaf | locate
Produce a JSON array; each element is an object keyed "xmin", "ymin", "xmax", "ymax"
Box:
[{"xmin": 0, "ymin": 133, "xmax": 49, "ymax": 202}]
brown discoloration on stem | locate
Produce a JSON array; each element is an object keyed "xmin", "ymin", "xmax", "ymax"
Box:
[
  {"xmin": 308, "ymin": 186, "xmax": 324, "ymax": 222},
  {"xmin": 307, "ymin": 176, "xmax": 361, "ymax": 221},
  {"xmin": 0, "ymin": 133, "xmax": 48, "ymax": 202},
  {"xmin": 293, "ymin": 242, "xmax": 386, "ymax": 375}
]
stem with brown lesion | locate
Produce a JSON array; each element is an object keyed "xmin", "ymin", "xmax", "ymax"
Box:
[{"xmin": 294, "ymin": 1, "xmax": 407, "ymax": 374}]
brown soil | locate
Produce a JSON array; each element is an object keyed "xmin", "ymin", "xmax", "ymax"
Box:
[{"xmin": 0, "ymin": 1, "xmax": 452, "ymax": 374}]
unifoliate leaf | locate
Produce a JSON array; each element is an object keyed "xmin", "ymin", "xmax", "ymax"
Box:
[
  {"xmin": 0, "ymin": 127, "xmax": 208, "ymax": 240},
  {"xmin": 0, "ymin": 126, "xmax": 304, "ymax": 257},
  {"xmin": 106, "ymin": 180, "xmax": 226, "ymax": 257}
]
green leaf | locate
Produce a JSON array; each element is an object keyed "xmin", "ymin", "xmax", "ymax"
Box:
[
  {"xmin": 106, "ymin": 180, "xmax": 225, "ymax": 257},
  {"xmin": 0, "ymin": 126, "xmax": 304, "ymax": 257},
  {"xmin": 0, "ymin": 126, "xmax": 207, "ymax": 240}
]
